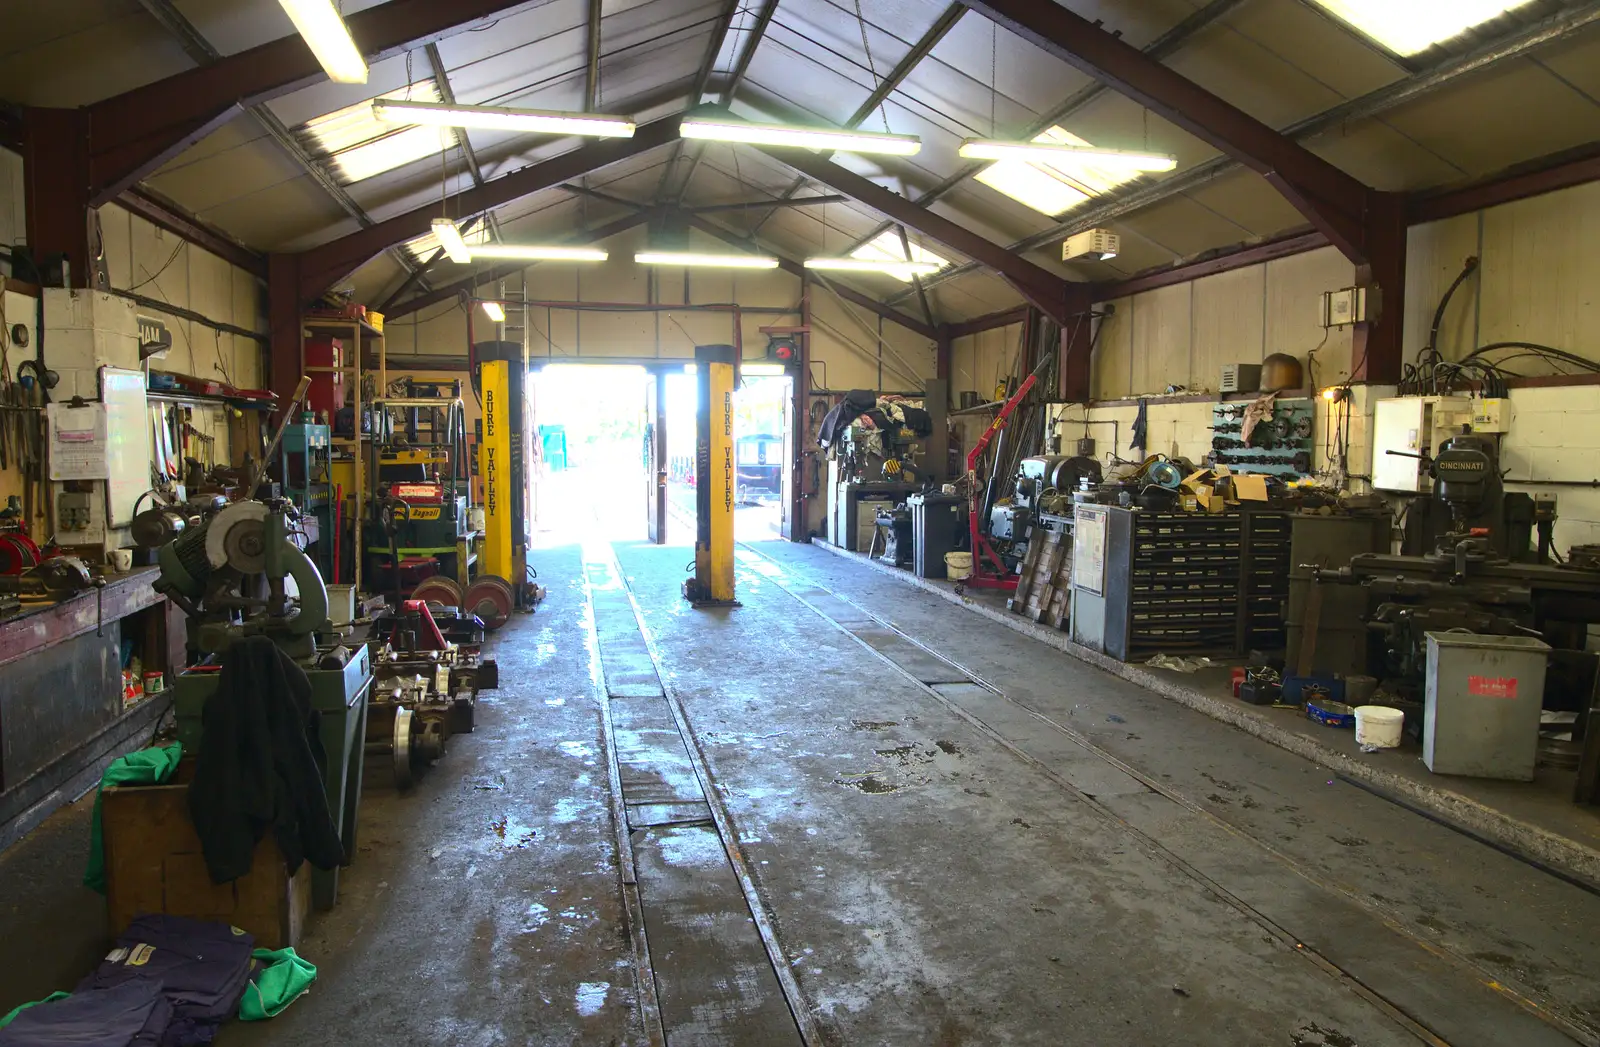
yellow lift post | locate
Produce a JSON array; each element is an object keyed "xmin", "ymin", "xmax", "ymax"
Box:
[{"xmin": 685, "ymin": 343, "xmax": 739, "ymax": 607}]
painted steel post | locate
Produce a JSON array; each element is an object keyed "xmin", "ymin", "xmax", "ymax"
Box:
[
  {"xmin": 689, "ymin": 343, "xmax": 739, "ymax": 606},
  {"xmin": 480, "ymin": 358, "xmax": 514, "ymax": 581}
]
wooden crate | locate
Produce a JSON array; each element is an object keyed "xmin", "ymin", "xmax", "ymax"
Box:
[
  {"xmin": 100, "ymin": 762, "xmax": 310, "ymax": 948},
  {"xmin": 1007, "ymin": 529, "xmax": 1072, "ymax": 631}
]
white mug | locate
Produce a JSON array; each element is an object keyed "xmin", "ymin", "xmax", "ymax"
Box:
[{"xmin": 110, "ymin": 548, "xmax": 133, "ymax": 572}]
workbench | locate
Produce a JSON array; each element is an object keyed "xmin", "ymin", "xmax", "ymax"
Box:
[{"xmin": 0, "ymin": 567, "xmax": 181, "ymax": 850}]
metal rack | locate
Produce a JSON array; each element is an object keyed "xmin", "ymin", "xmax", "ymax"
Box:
[{"xmin": 301, "ymin": 316, "xmax": 383, "ymax": 593}]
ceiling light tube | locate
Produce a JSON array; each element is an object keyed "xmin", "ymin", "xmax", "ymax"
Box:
[
  {"xmin": 431, "ymin": 218, "xmax": 472, "ymax": 264},
  {"xmin": 635, "ymin": 251, "xmax": 780, "ymax": 270},
  {"xmin": 278, "ymin": 0, "xmax": 368, "ymax": 84},
  {"xmin": 467, "ymin": 245, "xmax": 609, "ymax": 262},
  {"xmin": 480, "ymin": 301, "xmax": 506, "ymax": 323},
  {"xmin": 680, "ymin": 119, "xmax": 921, "ymax": 156},
  {"xmin": 374, "ymin": 99, "xmax": 635, "ymax": 138},
  {"xmin": 958, "ymin": 138, "xmax": 1177, "ymax": 172},
  {"xmin": 805, "ymin": 257, "xmax": 943, "ymax": 277}
]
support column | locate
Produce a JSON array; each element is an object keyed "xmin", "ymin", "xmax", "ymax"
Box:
[
  {"xmin": 689, "ymin": 343, "xmax": 738, "ymax": 606},
  {"xmin": 267, "ymin": 253, "xmax": 305, "ymax": 418},
  {"xmin": 936, "ymin": 324, "xmax": 952, "ymax": 383},
  {"xmin": 1351, "ymin": 190, "xmax": 1407, "ymax": 385},
  {"xmin": 1059, "ymin": 284, "xmax": 1096, "ymax": 403},
  {"xmin": 21, "ymin": 108, "xmax": 92, "ymax": 287}
]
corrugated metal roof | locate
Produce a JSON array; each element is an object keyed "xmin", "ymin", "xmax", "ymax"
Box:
[{"xmin": 8, "ymin": 0, "xmax": 1600, "ymax": 313}]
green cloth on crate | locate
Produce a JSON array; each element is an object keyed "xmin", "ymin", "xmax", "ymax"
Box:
[
  {"xmin": 83, "ymin": 742, "xmax": 182, "ymax": 893},
  {"xmin": 0, "ymin": 992, "xmax": 71, "ymax": 1029},
  {"xmin": 239, "ymin": 947, "xmax": 317, "ymax": 1021}
]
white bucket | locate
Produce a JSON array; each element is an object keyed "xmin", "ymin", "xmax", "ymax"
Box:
[
  {"xmin": 326, "ymin": 584, "xmax": 356, "ymax": 626},
  {"xmin": 1354, "ymin": 705, "xmax": 1404, "ymax": 749},
  {"xmin": 945, "ymin": 552, "xmax": 973, "ymax": 581}
]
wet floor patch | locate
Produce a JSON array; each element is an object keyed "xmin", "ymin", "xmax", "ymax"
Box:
[
  {"xmin": 491, "ymin": 815, "xmax": 538, "ymax": 849},
  {"xmin": 835, "ymin": 773, "xmax": 901, "ymax": 794},
  {"xmin": 850, "ymin": 720, "xmax": 899, "ymax": 731}
]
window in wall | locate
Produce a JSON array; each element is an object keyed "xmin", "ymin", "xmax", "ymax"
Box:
[
  {"xmin": 973, "ymin": 126, "xmax": 1146, "ymax": 218},
  {"xmin": 301, "ymin": 80, "xmax": 457, "ymax": 184},
  {"xmin": 1308, "ymin": 0, "xmax": 1536, "ymax": 56}
]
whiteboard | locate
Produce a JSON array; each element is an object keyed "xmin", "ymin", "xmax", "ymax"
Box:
[{"xmin": 100, "ymin": 367, "xmax": 150, "ymax": 526}]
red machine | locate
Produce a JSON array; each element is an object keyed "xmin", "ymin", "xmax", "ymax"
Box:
[
  {"xmin": 303, "ymin": 337, "xmax": 347, "ymax": 415},
  {"xmin": 964, "ymin": 354, "xmax": 1056, "ymax": 592}
]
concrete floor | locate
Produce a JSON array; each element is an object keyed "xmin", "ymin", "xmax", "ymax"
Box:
[{"xmin": 1, "ymin": 529, "xmax": 1598, "ymax": 1046}]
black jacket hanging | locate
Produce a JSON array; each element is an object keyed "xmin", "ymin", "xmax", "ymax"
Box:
[{"xmin": 188, "ymin": 636, "xmax": 345, "ymax": 884}]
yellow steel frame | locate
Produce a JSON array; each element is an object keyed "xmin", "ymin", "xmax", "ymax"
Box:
[
  {"xmin": 691, "ymin": 344, "xmax": 738, "ymax": 606},
  {"xmin": 480, "ymin": 358, "xmax": 514, "ymax": 581}
]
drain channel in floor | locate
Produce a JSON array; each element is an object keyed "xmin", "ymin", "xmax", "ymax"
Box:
[{"xmin": 585, "ymin": 548, "xmax": 807, "ymax": 1047}]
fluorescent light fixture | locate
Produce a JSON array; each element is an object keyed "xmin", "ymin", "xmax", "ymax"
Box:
[
  {"xmin": 1308, "ymin": 0, "xmax": 1535, "ymax": 56},
  {"xmin": 680, "ymin": 119, "xmax": 921, "ymax": 156},
  {"xmin": 974, "ymin": 126, "xmax": 1150, "ymax": 218},
  {"xmin": 847, "ymin": 231, "xmax": 949, "ymax": 284},
  {"xmin": 635, "ymin": 251, "xmax": 780, "ymax": 269},
  {"xmin": 805, "ymin": 257, "xmax": 943, "ymax": 278},
  {"xmin": 467, "ymin": 245, "xmax": 609, "ymax": 262},
  {"xmin": 431, "ymin": 218, "xmax": 472, "ymax": 264},
  {"xmin": 959, "ymin": 139, "xmax": 1175, "ymax": 172},
  {"xmin": 304, "ymin": 81, "xmax": 455, "ymax": 184},
  {"xmin": 741, "ymin": 363, "xmax": 787, "ymax": 376},
  {"xmin": 279, "ymin": 0, "xmax": 367, "ymax": 84},
  {"xmin": 373, "ymin": 98, "xmax": 635, "ymax": 138},
  {"xmin": 480, "ymin": 301, "xmax": 506, "ymax": 323}
]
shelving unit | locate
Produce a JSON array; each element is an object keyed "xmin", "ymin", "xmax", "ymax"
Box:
[{"xmin": 300, "ymin": 315, "xmax": 383, "ymax": 593}]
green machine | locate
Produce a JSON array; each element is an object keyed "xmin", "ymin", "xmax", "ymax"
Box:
[
  {"xmin": 154, "ymin": 497, "xmax": 371, "ymax": 910},
  {"xmin": 147, "ymin": 380, "xmax": 372, "ymax": 910},
  {"xmin": 364, "ymin": 396, "xmax": 474, "ymax": 596}
]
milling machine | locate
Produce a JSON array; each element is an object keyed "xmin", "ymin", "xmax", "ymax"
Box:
[{"xmin": 1312, "ymin": 435, "xmax": 1600, "ymax": 699}]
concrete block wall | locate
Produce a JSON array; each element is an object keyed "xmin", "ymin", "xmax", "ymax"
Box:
[
  {"xmin": 41, "ymin": 289, "xmax": 140, "ymax": 401},
  {"xmin": 1496, "ymin": 385, "xmax": 1600, "ymax": 549}
]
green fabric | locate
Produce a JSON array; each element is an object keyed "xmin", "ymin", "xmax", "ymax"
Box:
[
  {"xmin": 83, "ymin": 742, "xmax": 182, "ymax": 893},
  {"xmin": 0, "ymin": 992, "xmax": 70, "ymax": 1029},
  {"xmin": 239, "ymin": 947, "xmax": 317, "ymax": 1021}
]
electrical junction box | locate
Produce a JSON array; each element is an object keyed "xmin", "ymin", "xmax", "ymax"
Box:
[
  {"xmin": 1220, "ymin": 363, "xmax": 1261, "ymax": 393},
  {"xmin": 1320, "ymin": 286, "xmax": 1368, "ymax": 328},
  {"xmin": 1062, "ymin": 228, "xmax": 1120, "ymax": 262},
  {"xmin": 1372, "ymin": 396, "xmax": 1472, "ymax": 492},
  {"xmin": 1471, "ymin": 397, "xmax": 1513, "ymax": 433}
]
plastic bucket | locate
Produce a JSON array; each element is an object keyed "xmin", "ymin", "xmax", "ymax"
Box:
[
  {"xmin": 1354, "ymin": 705, "xmax": 1404, "ymax": 748},
  {"xmin": 945, "ymin": 552, "xmax": 973, "ymax": 581}
]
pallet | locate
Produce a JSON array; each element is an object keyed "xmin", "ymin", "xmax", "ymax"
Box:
[{"xmin": 1007, "ymin": 529, "xmax": 1072, "ymax": 630}]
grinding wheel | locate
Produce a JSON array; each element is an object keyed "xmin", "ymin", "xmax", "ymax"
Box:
[
  {"xmin": 410, "ymin": 575, "xmax": 463, "ymax": 608},
  {"xmin": 464, "ymin": 576, "xmax": 513, "ymax": 630}
]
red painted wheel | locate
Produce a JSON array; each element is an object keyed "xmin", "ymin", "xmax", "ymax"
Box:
[
  {"xmin": 410, "ymin": 575, "xmax": 463, "ymax": 608},
  {"xmin": 463, "ymin": 576, "xmax": 513, "ymax": 630},
  {"xmin": 0, "ymin": 533, "xmax": 41, "ymax": 575}
]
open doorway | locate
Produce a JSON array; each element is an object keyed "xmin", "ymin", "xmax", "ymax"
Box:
[
  {"xmin": 662, "ymin": 366, "xmax": 794, "ymax": 545},
  {"xmin": 529, "ymin": 364, "xmax": 649, "ymax": 545}
]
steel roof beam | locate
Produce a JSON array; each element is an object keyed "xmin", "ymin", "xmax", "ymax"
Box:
[
  {"xmin": 898, "ymin": 0, "xmax": 1600, "ymax": 300},
  {"xmin": 681, "ymin": 211, "xmax": 939, "ymax": 340},
  {"xmin": 753, "ymin": 143, "xmax": 1075, "ymax": 322},
  {"xmin": 83, "ymin": 0, "xmax": 540, "ymax": 205},
  {"xmin": 384, "ymin": 209, "xmax": 657, "ymax": 318},
  {"xmin": 844, "ymin": 0, "xmax": 1245, "ymax": 254},
  {"xmin": 748, "ymin": 3, "xmax": 966, "ymax": 237},
  {"xmin": 670, "ymin": 0, "xmax": 783, "ymax": 204},
  {"xmin": 957, "ymin": 0, "xmax": 1372, "ymax": 261},
  {"xmin": 132, "ymin": 0, "xmax": 431, "ymax": 290},
  {"xmin": 655, "ymin": 0, "xmax": 746, "ymax": 203},
  {"xmin": 297, "ymin": 115, "xmax": 682, "ymax": 300}
]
